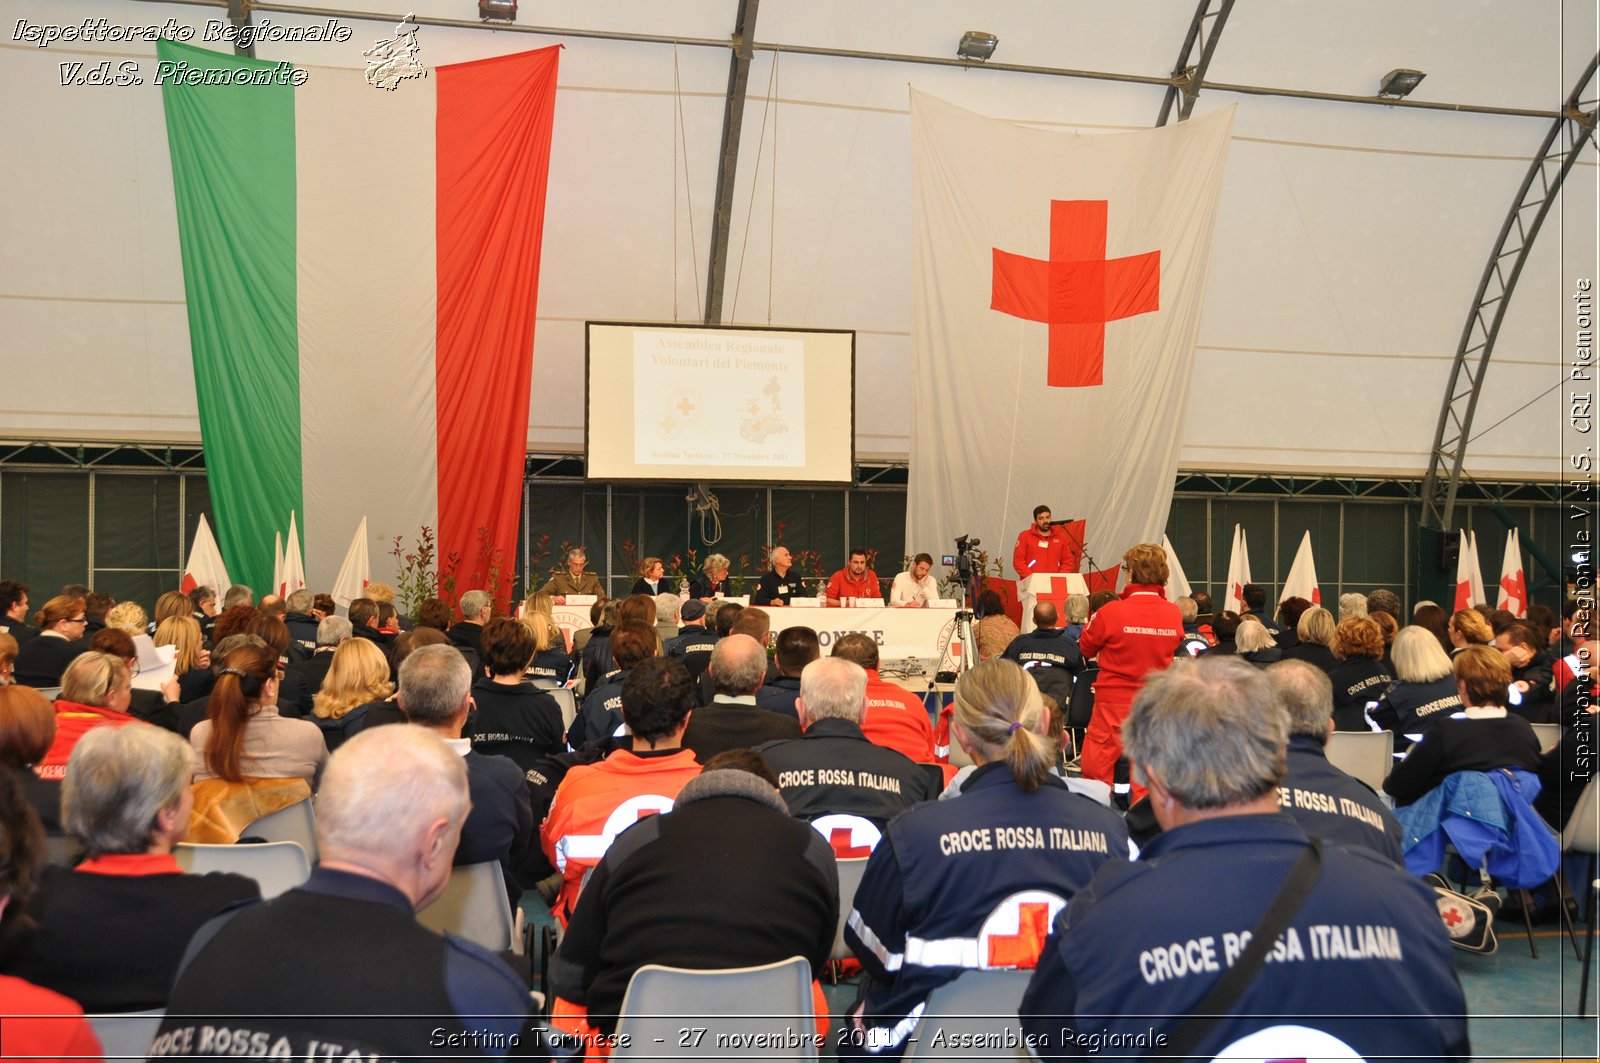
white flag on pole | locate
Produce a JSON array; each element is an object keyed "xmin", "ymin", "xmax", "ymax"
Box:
[
  {"xmin": 180, "ymin": 514, "xmax": 232, "ymax": 597},
  {"xmin": 280, "ymin": 512, "xmax": 306, "ymax": 598},
  {"xmin": 1279, "ymin": 531, "xmax": 1321, "ymax": 606},
  {"xmin": 1496, "ymin": 528, "xmax": 1527, "ymax": 618},
  {"xmin": 1162, "ymin": 535, "xmax": 1192, "ymax": 601},
  {"xmin": 332, "ymin": 516, "xmax": 371, "ymax": 608},
  {"xmin": 1468, "ymin": 530, "xmax": 1488, "ymax": 608},
  {"xmin": 272, "ymin": 532, "xmax": 285, "ymax": 603},
  {"xmin": 1222, "ymin": 525, "xmax": 1253, "ymax": 614}
]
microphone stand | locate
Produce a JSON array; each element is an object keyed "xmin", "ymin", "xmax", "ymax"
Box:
[{"xmin": 1051, "ymin": 519, "xmax": 1101, "ymax": 578}]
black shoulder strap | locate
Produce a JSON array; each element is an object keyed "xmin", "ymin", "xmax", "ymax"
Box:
[{"xmin": 1165, "ymin": 837, "xmax": 1323, "ymax": 1058}]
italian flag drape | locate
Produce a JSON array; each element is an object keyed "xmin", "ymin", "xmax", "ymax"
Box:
[{"xmin": 159, "ymin": 39, "xmax": 559, "ymax": 595}]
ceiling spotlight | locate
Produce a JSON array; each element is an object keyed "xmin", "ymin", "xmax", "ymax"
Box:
[
  {"xmin": 479, "ymin": 0, "xmax": 517, "ymax": 21},
  {"xmin": 1377, "ymin": 68, "xmax": 1426, "ymax": 98},
  {"xmin": 957, "ymin": 31, "xmax": 998, "ymax": 62}
]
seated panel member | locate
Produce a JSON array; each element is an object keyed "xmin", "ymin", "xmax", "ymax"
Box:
[
  {"xmin": 540, "ymin": 547, "xmax": 605, "ymax": 601},
  {"xmin": 825, "ymin": 548, "xmax": 881, "ymax": 607},
  {"xmin": 752, "ymin": 545, "xmax": 802, "ymax": 606},
  {"xmin": 688, "ymin": 554, "xmax": 733, "ymax": 601},
  {"xmin": 888, "ymin": 553, "xmax": 940, "ymax": 609},
  {"xmin": 1020, "ymin": 656, "xmax": 1469, "ymax": 1062},
  {"xmin": 842, "ymin": 659, "xmax": 1129, "ymax": 1058},
  {"xmin": 758, "ymin": 656, "xmax": 933, "ymax": 846},
  {"xmin": 629, "ymin": 556, "xmax": 673, "ymax": 598}
]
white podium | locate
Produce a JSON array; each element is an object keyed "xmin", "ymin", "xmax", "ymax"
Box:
[{"xmin": 1018, "ymin": 573, "xmax": 1090, "ymax": 633}]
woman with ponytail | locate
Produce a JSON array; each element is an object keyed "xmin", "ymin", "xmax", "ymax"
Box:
[
  {"xmin": 839, "ymin": 659, "xmax": 1134, "ymax": 1060},
  {"xmin": 190, "ymin": 644, "xmax": 326, "ymax": 786}
]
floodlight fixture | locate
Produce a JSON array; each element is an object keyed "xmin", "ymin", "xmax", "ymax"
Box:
[
  {"xmin": 1378, "ymin": 68, "xmax": 1426, "ymax": 98},
  {"xmin": 957, "ymin": 31, "xmax": 998, "ymax": 62},
  {"xmin": 479, "ymin": 0, "xmax": 518, "ymax": 21}
]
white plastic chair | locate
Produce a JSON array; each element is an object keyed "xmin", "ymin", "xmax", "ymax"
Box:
[
  {"xmin": 1556, "ymin": 776, "xmax": 1600, "ymax": 1016},
  {"xmin": 173, "ymin": 840, "xmax": 310, "ymax": 899},
  {"xmin": 86, "ymin": 1008, "xmax": 165, "ymax": 1063},
  {"xmin": 239, "ymin": 798, "xmax": 318, "ymax": 865},
  {"xmin": 831, "ymin": 858, "xmax": 870, "ymax": 963},
  {"xmin": 1324, "ymin": 730, "xmax": 1395, "ymax": 793},
  {"xmin": 612, "ymin": 956, "xmax": 818, "ymax": 1060},
  {"xmin": 417, "ymin": 860, "xmax": 520, "ymax": 954},
  {"xmin": 546, "ymin": 687, "xmax": 579, "ymax": 733},
  {"xmin": 903, "ymin": 970, "xmax": 1034, "ymax": 1059},
  {"xmin": 1531, "ymin": 722, "xmax": 1562, "ymax": 754}
]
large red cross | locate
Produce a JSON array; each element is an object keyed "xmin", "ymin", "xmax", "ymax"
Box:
[
  {"xmin": 985, "ymin": 901, "xmax": 1053, "ymax": 969},
  {"xmin": 991, "ymin": 200, "xmax": 1160, "ymax": 388}
]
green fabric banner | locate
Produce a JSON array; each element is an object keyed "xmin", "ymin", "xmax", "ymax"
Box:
[{"xmin": 159, "ymin": 38, "xmax": 301, "ymax": 594}]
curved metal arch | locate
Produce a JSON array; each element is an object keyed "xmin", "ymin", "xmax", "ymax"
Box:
[
  {"xmin": 1156, "ymin": 0, "xmax": 1237, "ymax": 126},
  {"xmin": 1419, "ymin": 53, "xmax": 1600, "ymax": 532}
]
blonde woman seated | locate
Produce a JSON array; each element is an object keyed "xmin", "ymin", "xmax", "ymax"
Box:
[
  {"xmin": 1447, "ymin": 608, "xmax": 1493, "ymax": 656},
  {"xmin": 309, "ymin": 638, "xmax": 395, "ymax": 751},
  {"xmin": 843, "ymin": 659, "xmax": 1131, "ymax": 1058},
  {"xmin": 1234, "ymin": 618, "xmax": 1282, "ymax": 668},
  {"xmin": 1370, "ymin": 626, "xmax": 1462, "ymax": 746},
  {"xmin": 521, "ymin": 611, "xmax": 574, "ymax": 684},
  {"xmin": 36, "ymin": 652, "xmax": 143, "ymax": 779},
  {"xmin": 1282, "ymin": 606, "xmax": 1339, "ymax": 673},
  {"xmin": 154, "ymin": 614, "xmax": 214, "ymax": 703},
  {"xmin": 7, "ymin": 725, "xmax": 259, "ymax": 1010}
]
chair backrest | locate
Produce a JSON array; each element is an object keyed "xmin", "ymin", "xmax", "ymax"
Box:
[
  {"xmin": 612, "ymin": 956, "xmax": 817, "ymax": 1060},
  {"xmin": 173, "ymin": 840, "xmax": 310, "ymax": 899},
  {"xmin": 547, "ymin": 687, "xmax": 579, "ymax": 731},
  {"xmin": 86, "ymin": 1009, "xmax": 165, "ymax": 1063},
  {"xmin": 831, "ymin": 858, "xmax": 870, "ymax": 961},
  {"xmin": 416, "ymin": 860, "xmax": 514, "ymax": 952},
  {"xmin": 1530, "ymin": 722, "xmax": 1562, "ymax": 754},
  {"xmin": 1323, "ymin": 730, "xmax": 1395, "ymax": 793},
  {"xmin": 43, "ymin": 833, "xmax": 83, "ymax": 868},
  {"xmin": 1065, "ymin": 665, "xmax": 1098, "ymax": 729},
  {"xmin": 902, "ymin": 970, "xmax": 1033, "ymax": 1060},
  {"xmin": 1562, "ymin": 775, "xmax": 1600, "ymax": 855},
  {"xmin": 239, "ymin": 798, "xmax": 318, "ymax": 864}
]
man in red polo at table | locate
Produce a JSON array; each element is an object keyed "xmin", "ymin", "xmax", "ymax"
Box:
[
  {"xmin": 825, "ymin": 548, "xmax": 880, "ymax": 607},
  {"xmin": 1013, "ymin": 504, "xmax": 1079, "ymax": 577},
  {"xmin": 1077, "ymin": 543, "xmax": 1183, "ymax": 803}
]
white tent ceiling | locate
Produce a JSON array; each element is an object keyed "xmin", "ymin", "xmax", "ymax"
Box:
[{"xmin": 2, "ymin": 0, "xmax": 1594, "ymax": 479}]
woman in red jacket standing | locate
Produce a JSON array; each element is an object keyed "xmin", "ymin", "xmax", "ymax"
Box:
[{"xmin": 1077, "ymin": 543, "xmax": 1183, "ymax": 802}]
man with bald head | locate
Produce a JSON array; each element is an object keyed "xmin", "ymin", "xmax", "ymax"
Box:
[
  {"xmin": 152, "ymin": 726, "xmax": 532, "ymax": 1059},
  {"xmin": 683, "ymin": 633, "xmax": 800, "ymax": 763}
]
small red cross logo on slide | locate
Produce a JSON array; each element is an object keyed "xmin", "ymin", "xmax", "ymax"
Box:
[
  {"xmin": 991, "ymin": 200, "xmax": 1160, "ymax": 388},
  {"xmin": 676, "ymin": 397, "xmax": 696, "ymax": 416}
]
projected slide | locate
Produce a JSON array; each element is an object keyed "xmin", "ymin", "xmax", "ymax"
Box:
[
  {"xmin": 587, "ymin": 323, "xmax": 853, "ymax": 483},
  {"xmin": 634, "ymin": 329, "xmax": 806, "ymax": 466}
]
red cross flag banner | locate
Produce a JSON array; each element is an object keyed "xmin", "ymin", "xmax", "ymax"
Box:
[
  {"xmin": 1497, "ymin": 528, "xmax": 1528, "ymax": 618},
  {"xmin": 1280, "ymin": 530, "xmax": 1322, "ymax": 606},
  {"xmin": 906, "ymin": 92, "xmax": 1234, "ymax": 572}
]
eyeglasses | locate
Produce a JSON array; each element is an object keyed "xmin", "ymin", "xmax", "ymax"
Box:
[{"xmin": 67, "ymin": 616, "xmax": 87, "ymax": 624}]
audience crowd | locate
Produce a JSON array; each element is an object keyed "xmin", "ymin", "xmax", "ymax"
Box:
[{"xmin": 0, "ymin": 557, "xmax": 1591, "ymax": 1059}]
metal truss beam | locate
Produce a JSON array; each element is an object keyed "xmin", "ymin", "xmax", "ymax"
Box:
[
  {"xmin": 1156, "ymin": 0, "xmax": 1236, "ymax": 126},
  {"xmin": 1419, "ymin": 53, "xmax": 1600, "ymax": 532},
  {"xmin": 1175, "ymin": 471, "xmax": 1561, "ymax": 505},
  {"xmin": 0, "ymin": 441, "xmax": 205, "ymax": 471},
  {"xmin": 704, "ymin": 0, "xmax": 761, "ymax": 325}
]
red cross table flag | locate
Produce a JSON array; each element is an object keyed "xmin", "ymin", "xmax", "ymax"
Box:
[{"xmin": 906, "ymin": 92, "xmax": 1234, "ymax": 565}]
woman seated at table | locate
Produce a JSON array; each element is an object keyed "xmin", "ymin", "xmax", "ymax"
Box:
[{"xmin": 5, "ymin": 725, "xmax": 260, "ymax": 1010}]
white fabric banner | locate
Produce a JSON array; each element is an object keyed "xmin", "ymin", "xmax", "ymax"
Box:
[{"xmin": 906, "ymin": 92, "xmax": 1234, "ymax": 567}]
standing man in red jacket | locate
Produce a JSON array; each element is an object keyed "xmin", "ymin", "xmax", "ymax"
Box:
[
  {"xmin": 1077, "ymin": 543, "xmax": 1183, "ymax": 802},
  {"xmin": 1013, "ymin": 505, "xmax": 1082, "ymax": 577}
]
